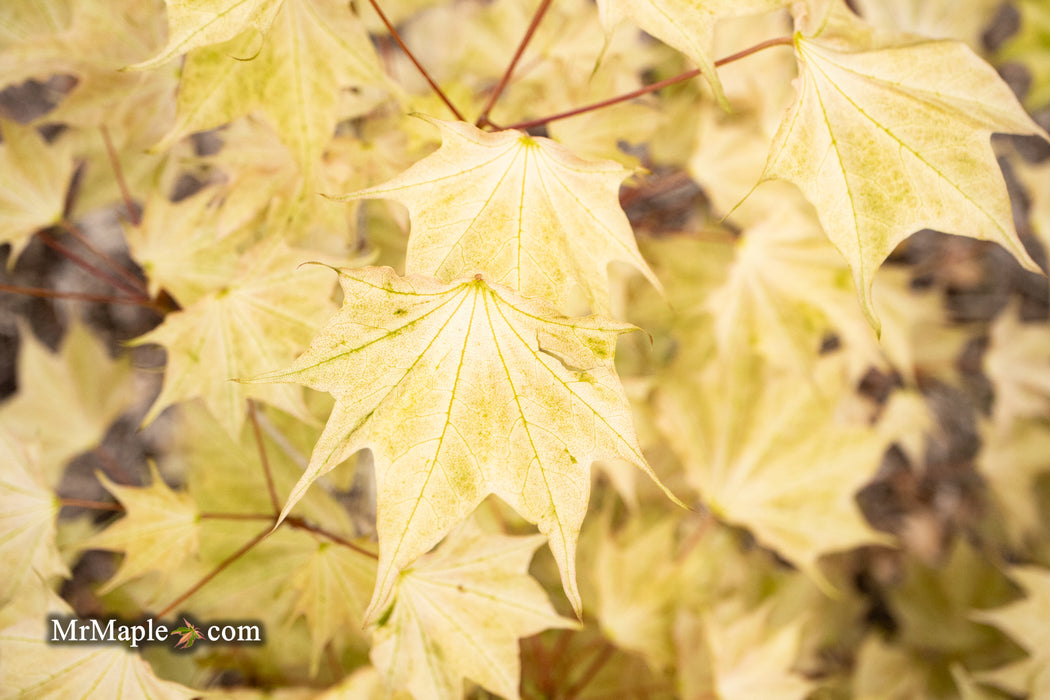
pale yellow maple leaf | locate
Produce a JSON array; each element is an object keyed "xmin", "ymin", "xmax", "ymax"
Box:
[
  {"xmin": 654, "ymin": 354, "xmax": 888, "ymax": 586},
  {"xmin": 81, "ymin": 463, "xmax": 198, "ymax": 597},
  {"xmin": 762, "ymin": 0, "xmax": 1046, "ymax": 332},
  {"xmin": 0, "ymin": 320, "xmax": 133, "ymax": 483},
  {"xmin": 596, "ymin": 0, "xmax": 789, "ymax": 106},
  {"xmin": 976, "ymin": 418, "xmax": 1050, "ymax": 543},
  {"xmin": 0, "ymin": 426, "xmax": 66, "ymax": 607},
  {"xmin": 674, "ymin": 604, "xmax": 812, "ymax": 700},
  {"xmin": 0, "ymin": 590, "xmax": 197, "ymax": 700},
  {"xmin": 852, "ymin": 0, "xmax": 1003, "ymax": 48},
  {"xmin": 973, "ymin": 566, "xmax": 1050, "ymax": 698},
  {"xmin": 140, "ymin": 0, "xmax": 392, "ymax": 171},
  {"xmin": 249, "ymin": 266, "xmax": 679, "ymax": 619},
  {"xmin": 280, "ymin": 539, "xmax": 376, "ymax": 676},
  {"xmin": 337, "ymin": 117, "xmax": 659, "ymax": 315},
  {"xmin": 984, "ymin": 304, "xmax": 1050, "ymax": 425},
  {"xmin": 0, "ymin": 119, "xmax": 72, "ymax": 261},
  {"xmin": 133, "ymin": 239, "xmax": 337, "ymax": 438},
  {"xmin": 369, "ymin": 521, "xmax": 577, "ymax": 700},
  {"xmin": 124, "ymin": 188, "xmax": 241, "ymax": 306}
]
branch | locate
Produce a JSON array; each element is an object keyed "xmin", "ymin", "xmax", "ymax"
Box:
[
  {"xmin": 476, "ymin": 0, "xmax": 553, "ymax": 128},
  {"xmin": 0, "ymin": 282, "xmax": 156, "ymax": 308},
  {"xmin": 37, "ymin": 231, "xmax": 148, "ymax": 300},
  {"xmin": 59, "ymin": 498, "xmax": 122, "ymax": 511},
  {"xmin": 365, "ymin": 0, "xmax": 465, "ymax": 121},
  {"xmin": 500, "ymin": 36, "xmax": 794, "ymax": 132},
  {"xmin": 155, "ymin": 526, "xmax": 272, "ymax": 618},
  {"xmin": 247, "ymin": 400, "xmax": 280, "ymax": 514},
  {"xmin": 59, "ymin": 220, "xmax": 148, "ymax": 295},
  {"xmin": 100, "ymin": 126, "xmax": 140, "ymax": 226}
]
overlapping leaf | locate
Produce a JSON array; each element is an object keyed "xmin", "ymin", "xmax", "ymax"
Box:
[
  {"xmin": 250, "ymin": 266, "xmax": 676, "ymax": 618},
  {"xmin": 0, "ymin": 120, "xmax": 72, "ymax": 261},
  {"xmin": 82, "ymin": 463, "xmax": 199, "ymax": 597},
  {"xmin": 339, "ymin": 118, "xmax": 659, "ymax": 315},
  {"xmin": 370, "ymin": 522, "xmax": 576, "ymax": 700},
  {"xmin": 137, "ymin": 0, "xmax": 392, "ymax": 170},
  {"xmin": 763, "ymin": 0, "xmax": 1046, "ymax": 331},
  {"xmin": 654, "ymin": 355, "xmax": 888, "ymax": 585},
  {"xmin": 596, "ymin": 0, "xmax": 788, "ymax": 105},
  {"xmin": 134, "ymin": 239, "xmax": 337, "ymax": 438}
]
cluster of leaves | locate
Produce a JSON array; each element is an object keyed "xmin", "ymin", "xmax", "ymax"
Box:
[{"xmin": 2, "ymin": 0, "xmax": 1050, "ymax": 697}]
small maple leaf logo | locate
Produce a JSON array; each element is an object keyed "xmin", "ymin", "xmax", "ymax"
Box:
[{"xmin": 171, "ymin": 618, "xmax": 203, "ymax": 649}]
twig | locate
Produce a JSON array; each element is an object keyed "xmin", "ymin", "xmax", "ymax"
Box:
[
  {"xmin": 0, "ymin": 282, "xmax": 154, "ymax": 307},
  {"xmin": 37, "ymin": 231, "xmax": 148, "ymax": 300},
  {"xmin": 59, "ymin": 498, "xmax": 122, "ymax": 511},
  {"xmin": 284, "ymin": 515, "xmax": 380, "ymax": 560},
  {"xmin": 366, "ymin": 0, "xmax": 465, "ymax": 121},
  {"xmin": 155, "ymin": 526, "xmax": 272, "ymax": 618},
  {"xmin": 476, "ymin": 0, "xmax": 553, "ymax": 128},
  {"xmin": 60, "ymin": 220, "xmax": 147, "ymax": 294},
  {"xmin": 500, "ymin": 36, "xmax": 794, "ymax": 132},
  {"xmin": 247, "ymin": 400, "xmax": 280, "ymax": 514},
  {"xmin": 100, "ymin": 126, "xmax": 140, "ymax": 226}
]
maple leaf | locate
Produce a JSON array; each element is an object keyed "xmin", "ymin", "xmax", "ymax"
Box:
[
  {"xmin": 596, "ymin": 0, "xmax": 788, "ymax": 106},
  {"xmin": 0, "ymin": 320, "xmax": 134, "ymax": 483},
  {"xmin": 762, "ymin": 0, "xmax": 1047, "ymax": 332},
  {"xmin": 171, "ymin": 618, "xmax": 203, "ymax": 649},
  {"xmin": 136, "ymin": 0, "xmax": 392, "ymax": 170},
  {"xmin": 852, "ymin": 0, "xmax": 1003, "ymax": 47},
  {"xmin": 132, "ymin": 238, "xmax": 337, "ymax": 438},
  {"xmin": 82, "ymin": 463, "xmax": 199, "ymax": 598},
  {"xmin": 0, "ymin": 119, "xmax": 72, "ymax": 261},
  {"xmin": 249, "ymin": 266, "xmax": 678, "ymax": 618},
  {"xmin": 369, "ymin": 521, "xmax": 577, "ymax": 700},
  {"xmin": 281, "ymin": 540, "xmax": 377, "ymax": 675},
  {"xmin": 974, "ymin": 566, "xmax": 1050, "ymax": 698},
  {"xmin": 976, "ymin": 418, "xmax": 1050, "ymax": 543},
  {"xmin": 0, "ymin": 426, "xmax": 67, "ymax": 607},
  {"xmin": 338, "ymin": 117, "xmax": 659, "ymax": 315},
  {"xmin": 0, "ymin": 590, "xmax": 197, "ymax": 700},
  {"xmin": 984, "ymin": 304, "xmax": 1050, "ymax": 426},
  {"xmin": 654, "ymin": 354, "xmax": 888, "ymax": 586}
]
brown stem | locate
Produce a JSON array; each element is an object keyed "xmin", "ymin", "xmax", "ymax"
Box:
[
  {"xmin": 198, "ymin": 511, "xmax": 379, "ymax": 560},
  {"xmin": 100, "ymin": 126, "xmax": 140, "ymax": 226},
  {"xmin": 155, "ymin": 526, "xmax": 272, "ymax": 618},
  {"xmin": 60, "ymin": 220, "xmax": 147, "ymax": 294},
  {"xmin": 37, "ymin": 231, "xmax": 147, "ymax": 300},
  {"xmin": 59, "ymin": 498, "xmax": 122, "ymax": 511},
  {"xmin": 366, "ymin": 0, "xmax": 465, "ymax": 121},
  {"xmin": 284, "ymin": 515, "xmax": 379, "ymax": 560},
  {"xmin": 477, "ymin": 0, "xmax": 553, "ymax": 128},
  {"xmin": 500, "ymin": 36, "xmax": 794, "ymax": 132},
  {"xmin": 0, "ymin": 282, "xmax": 155, "ymax": 307},
  {"xmin": 247, "ymin": 400, "xmax": 280, "ymax": 514}
]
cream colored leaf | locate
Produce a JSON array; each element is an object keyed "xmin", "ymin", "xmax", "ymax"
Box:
[
  {"xmin": 129, "ymin": 0, "xmax": 285, "ymax": 69},
  {"xmin": 0, "ymin": 320, "xmax": 134, "ymax": 482},
  {"xmin": 596, "ymin": 0, "xmax": 788, "ymax": 105},
  {"xmin": 977, "ymin": 418, "xmax": 1050, "ymax": 542},
  {"xmin": 763, "ymin": 1, "xmax": 1046, "ymax": 332},
  {"xmin": 0, "ymin": 591, "xmax": 197, "ymax": 700},
  {"xmin": 0, "ymin": 427, "xmax": 66, "ymax": 607},
  {"xmin": 0, "ymin": 120, "xmax": 72, "ymax": 261},
  {"xmin": 250, "ymin": 266, "xmax": 677, "ymax": 619},
  {"xmin": 852, "ymin": 0, "xmax": 1003, "ymax": 47},
  {"xmin": 149, "ymin": 0, "xmax": 392, "ymax": 170},
  {"xmin": 81, "ymin": 463, "xmax": 199, "ymax": 595},
  {"xmin": 973, "ymin": 566, "xmax": 1050, "ymax": 698},
  {"xmin": 370, "ymin": 521, "xmax": 577, "ymax": 700},
  {"xmin": 281, "ymin": 540, "xmax": 377, "ymax": 676},
  {"xmin": 132, "ymin": 239, "xmax": 337, "ymax": 438},
  {"xmin": 339, "ymin": 117, "xmax": 659, "ymax": 315},
  {"xmin": 999, "ymin": 0, "xmax": 1050, "ymax": 110},
  {"xmin": 654, "ymin": 355, "xmax": 888, "ymax": 585},
  {"xmin": 984, "ymin": 304, "xmax": 1050, "ymax": 425}
]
